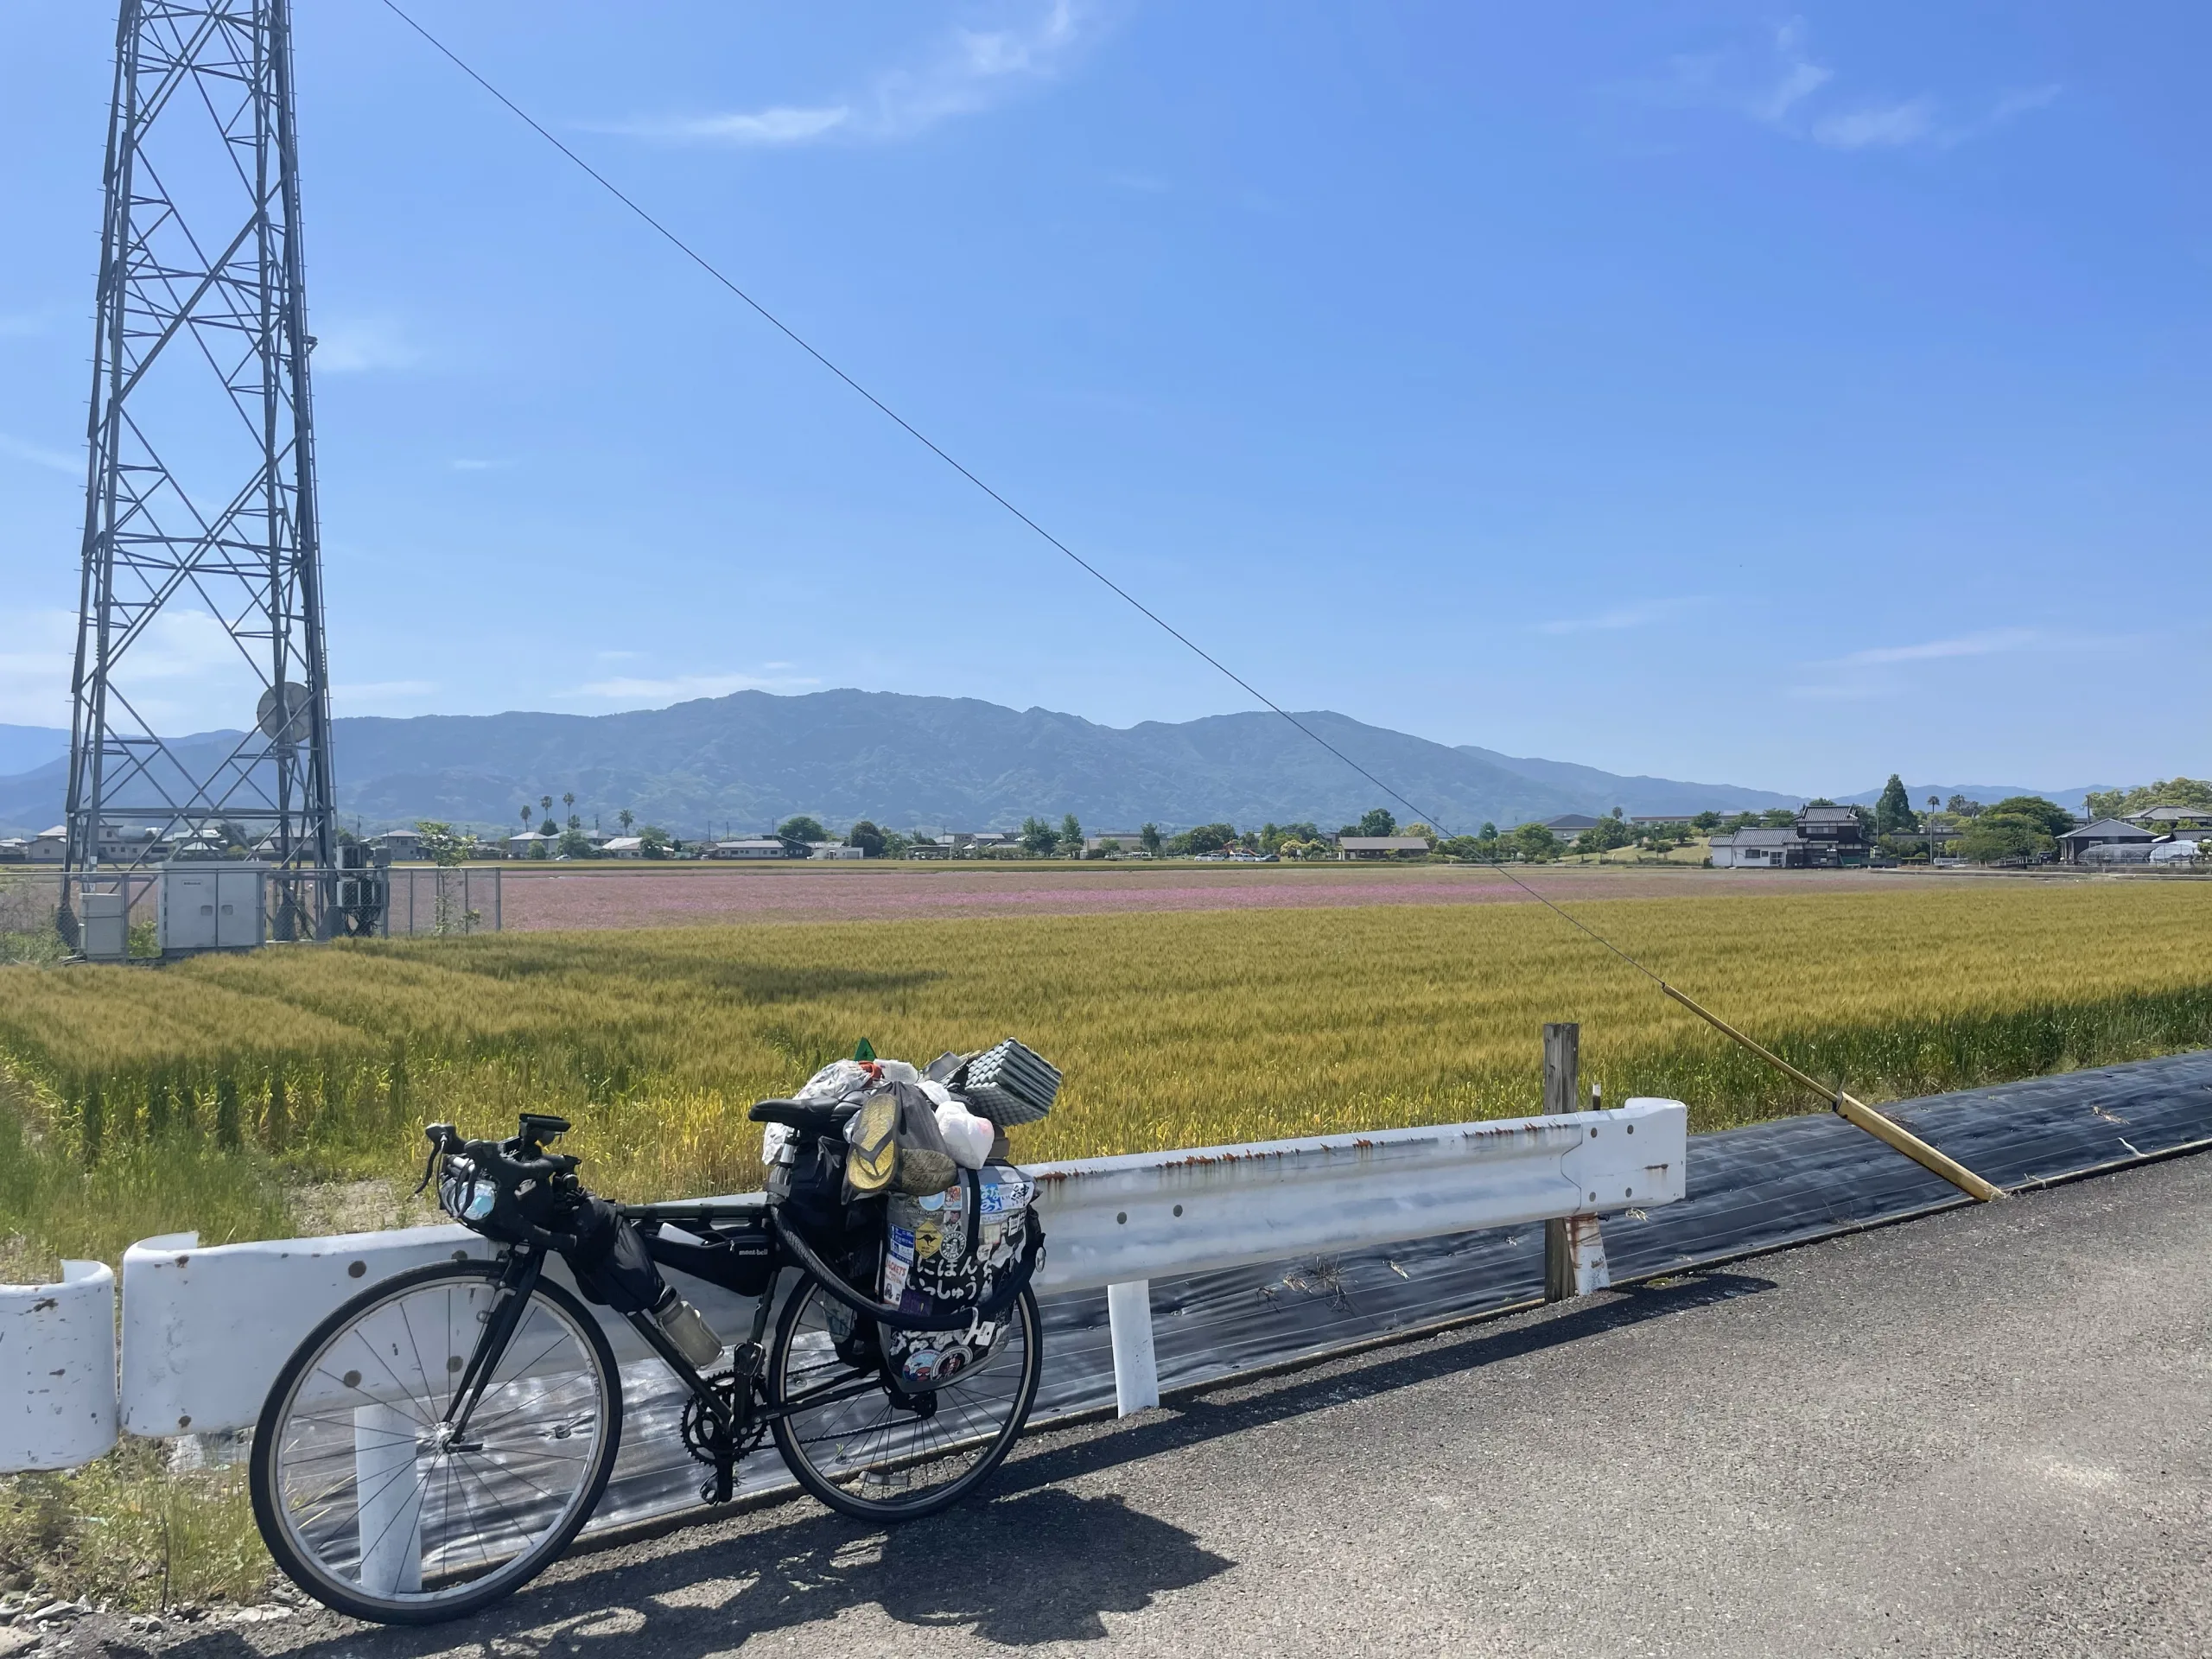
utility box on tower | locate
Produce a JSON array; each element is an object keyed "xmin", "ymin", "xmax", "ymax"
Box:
[{"xmin": 161, "ymin": 866, "xmax": 267, "ymax": 956}]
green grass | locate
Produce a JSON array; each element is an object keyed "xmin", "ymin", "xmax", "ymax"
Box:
[{"xmin": 0, "ymin": 1440, "xmax": 262, "ymax": 1610}]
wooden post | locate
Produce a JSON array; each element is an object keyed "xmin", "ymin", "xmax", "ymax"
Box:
[
  {"xmin": 1542, "ymin": 1022, "xmax": 1579, "ymax": 1117},
  {"xmin": 1542, "ymin": 1023, "xmax": 1580, "ymax": 1302}
]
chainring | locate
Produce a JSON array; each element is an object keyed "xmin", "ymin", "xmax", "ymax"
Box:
[{"xmin": 679, "ymin": 1373, "xmax": 766, "ymax": 1476}]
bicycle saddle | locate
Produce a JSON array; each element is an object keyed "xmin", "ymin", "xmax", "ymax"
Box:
[{"xmin": 747, "ymin": 1097, "xmax": 851, "ymax": 1129}]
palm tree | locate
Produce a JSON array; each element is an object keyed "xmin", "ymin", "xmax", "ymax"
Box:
[
  {"xmin": 619, "ymin": 809, "xmax": 634, "ymax": 833},
  {"xmin": 520, "ymin": 805, "xmax": 531, "ymax": 832}
]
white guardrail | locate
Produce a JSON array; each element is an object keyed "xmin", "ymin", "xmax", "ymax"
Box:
[
  {"xmin": 0, "ymin": 1261, "xmax": 118, "ymax": 1470},
  {"xmin": 3, "ymin": 1098, "xmax": 1686, "ymax": 1469}
]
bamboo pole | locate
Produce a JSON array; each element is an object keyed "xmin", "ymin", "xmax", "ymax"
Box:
[{"xmin": 1657, "ymin": 982, "xmax": 2005, "ymax": 1204}]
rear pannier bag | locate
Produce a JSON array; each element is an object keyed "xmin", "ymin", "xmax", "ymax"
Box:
[{"xmin": 878, "ymin": 1162, "xmax": 1036, "ymax": 1391}]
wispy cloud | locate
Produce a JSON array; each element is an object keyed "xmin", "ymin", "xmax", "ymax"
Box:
[
  {"xmin": 1830, "ymin": 627, "xmax": 2038, "ymax": 666},
  {"xmin": 333, "ymin": 679, "xmax": 437, "ymax": 700},
  {"xmin": 1789, "ymin": 626, "xmax": 2041, "ymax": 699},
  {"xmin": 313, "ymin": 316, "xmax": 424, "ymax": 374},
  {"xmin": 1656, "ymin": 20, "xmax": 2058, "ymax": 153},
  {"xmin": 1534, "ymin": 598, "xmax": 1700, "ymax": 636},
  {"xmin": 0, "ymin": 609, "xmax": 75, "ymax": 726},
  {"xmin": 1812, "ymin": 98, "xmax": 1937, "ymax": 151},
  {"xmin": 605, "ymin": 0, "xmax": 1096, "ymax": 149},
  {"xmin": 0, "ymin": 309, "xmax": 59, "ymax": 340},
  {"xmin": 0, "ymin": 432, "xmax": 79, "ymax": 474},
  {"xmin": 569, "ymin": 669, "xmax": 822, "ymax": 705},
  {"xmin": 1749, "ymin": 19, "xmax": 1830, "ymax": 124},
  {"xmin": 627, "ymin": 105, "xmax": 853, "ymax": 146},
  {"xmin": 448, "ymin": 458, "xmax": 501, "ymax": 473}
]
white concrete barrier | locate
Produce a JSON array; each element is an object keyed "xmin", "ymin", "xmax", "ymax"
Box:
[
  {"xmin": 1, "ymin": 1260, "xmax": 118, "ymax": 1471},
  {"xmin": 111, "ymin": 1100, "xmax": 1688, "ymax": 1440}
]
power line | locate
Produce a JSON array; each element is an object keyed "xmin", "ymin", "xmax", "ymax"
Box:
[
  {"xmin": 376, "ymin": 4, "xmax": 2018, "ymax": 1203},
  {"xmin": 378, "ymin": 0, "xmax": 1667, "ymax": 985}
]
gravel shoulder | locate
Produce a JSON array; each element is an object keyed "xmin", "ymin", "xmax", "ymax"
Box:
[{"xmin": 78, "ymin": 1150, "xmax": 2211, "ymax": 1658}]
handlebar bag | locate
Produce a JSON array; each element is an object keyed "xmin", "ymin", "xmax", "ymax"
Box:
[{"xmin": 562, "ymin": 1195, "xmax": 670, "ymax": 1316}]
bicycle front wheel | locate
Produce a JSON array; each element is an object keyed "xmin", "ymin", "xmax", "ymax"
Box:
[
  {"xmin": 769, "ymin": 1279, "xmax": 1041, "ymax": 1522},
  {"xmin": 249, "ymin": 1259, "xmax": 621, "ymax": 1625}
]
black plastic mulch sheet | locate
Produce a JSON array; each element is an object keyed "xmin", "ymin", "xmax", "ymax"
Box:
[{"xmin": 587, "ymin": 1052, "xmax": 2212, "ymax": 1531}]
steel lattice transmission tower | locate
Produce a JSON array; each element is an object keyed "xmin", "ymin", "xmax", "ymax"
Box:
[{"xmin": 63, "ymin": 0, "xmax": 335, "ymax": 939}]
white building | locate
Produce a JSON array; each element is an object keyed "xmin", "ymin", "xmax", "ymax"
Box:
[
  {"xmin": 1084, "ymin": 831, "xmax": 1151, "ymax": 856},
  {"xmin": 1707, "ymin": 828, "xmax": 1800, "ymax": 868},
  {"xmin": 710, "ymin": 838, "xmax": 791, "ymax": 860}
]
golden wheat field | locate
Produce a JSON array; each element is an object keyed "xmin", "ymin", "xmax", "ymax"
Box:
[{"xmin": 3, "ymin": 880, "xmax": 2210, "ymax": 1273}]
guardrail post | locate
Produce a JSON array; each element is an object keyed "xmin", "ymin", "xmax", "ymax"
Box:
[
  {"xmin": 1543, "ymin": 1023, "xmax": 1580, "ymax": 1302},
  {"xmin": 1106, "ymin": 1280, "xmax": 1159, "ymax": 1415}
]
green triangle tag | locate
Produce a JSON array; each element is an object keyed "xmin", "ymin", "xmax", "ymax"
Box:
[{"xmin": 853, "ymin": 1038, "xmax": 877, "ymax": 1062}]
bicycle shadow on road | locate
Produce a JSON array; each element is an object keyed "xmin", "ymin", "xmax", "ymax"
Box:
[
  {"xmin": 127, "ymin": 1271, "xmax": 1766, "ymax": 1658},
  {"xmin": 128, "ymin": 1487, "xmax": 1228, "ymax": 1657}
]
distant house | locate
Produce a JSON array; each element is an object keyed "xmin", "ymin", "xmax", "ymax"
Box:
[
  {"xmin": 372, "ymin": 830, "xmax": 423, "ymax": 862},
  {"xmin": 1794, "ymin": 804, "xmax": 1867, "ymax": 868},
  {"xmin": 601, "ymin": 836, "xmax": 645, "ymax": 858},
  {"xmin": 1084, "ymin": 832, "xmax": 1149, "ymax": 856},
  {"xmin": 1541, "ymin": 814, "xmax": 1601, "ymax": 839},
  {"xmin": 906, "ymin": 836, "xmax": 952, "ymax": 859},
  {"xmin": 2123, "ymin": 804, "xmax": 2212, "ymax": 830},
  {"xmin": 1708, "ymin": 828, "xmax": 1802, "ymax": 868},
  {"xmin": 709, "ymin": 838, "xmax": 791, "ymax": 860},
  {"xmin": 29, "ymin": 826, "xmax": 67, "ymax": 862},
  {"xmin": 0, "ymin": 837, "xmax": 28, "ymax": 864},
  {"xmin": 505, "ymin": 830, "xmax": 559, "ymax": 858},
  {"xmin": 811, "ymin": 842, "xmax": 865, "ymax": 860},
  {"xmin": 1338, "ymin": 836, "xmax": 1431, "ymax": 860},
  {"xmin": 2057, "ymin": 818, "xmax": 2156, "ymax": 865}
]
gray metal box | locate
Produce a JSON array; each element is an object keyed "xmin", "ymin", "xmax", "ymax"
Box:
[
  {"xmin": 160, "ymin": 865, "xmax": 266, "ymax": 954},
  {"xmin": 79, "ymin": 892, "xmax": 129, "ymax": 962}
]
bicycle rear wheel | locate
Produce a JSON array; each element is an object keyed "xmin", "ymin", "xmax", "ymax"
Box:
[
  {"xmin": 768, "ymin": 1279, "xmax": 1041, "ymax": 1521},
  {"xmin": 249, "ymin": 1259, "xmax": 620, "ymax": 1624}
]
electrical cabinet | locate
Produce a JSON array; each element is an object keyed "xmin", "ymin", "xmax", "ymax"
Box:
[
  {"xmin": 79, "ymin": 892, "xmax": 129, "ymax": 961},
  {"xmin": 160, "ymin": 865, "xmax": 266, "ymax": 955}
]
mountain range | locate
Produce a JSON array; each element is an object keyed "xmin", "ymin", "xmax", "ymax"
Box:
[{"xmin": 0, "ymin": 691, "xmax": 2102, "ymax": 838}]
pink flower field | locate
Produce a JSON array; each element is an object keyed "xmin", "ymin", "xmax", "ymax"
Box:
[{"xmin": 496, "ymin": 863, "xmax": 1939, "ymax": 931}]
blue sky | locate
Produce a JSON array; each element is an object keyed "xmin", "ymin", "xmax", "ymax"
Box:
[{"xmin": 1, "ymin": 2, "xmax": 2205, "ymax": 795}]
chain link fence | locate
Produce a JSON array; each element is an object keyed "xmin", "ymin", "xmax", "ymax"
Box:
[
  {"xmin": 0, "ymin": 862, "xmax": 500, "ymax": 958},
  {"xmin": 382, "ymin": 866, "xmax": 501, "ymax": 937}
]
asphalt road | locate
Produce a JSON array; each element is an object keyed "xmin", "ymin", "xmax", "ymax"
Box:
[{"xmin": 105, "ymin": 1151, "xmax": 2211, "ymax": 1658}]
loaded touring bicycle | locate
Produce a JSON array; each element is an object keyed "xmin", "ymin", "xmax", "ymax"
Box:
[{"xmin": 248, "ymin": 1083, "xmax": 1046, "ymax": 1625}]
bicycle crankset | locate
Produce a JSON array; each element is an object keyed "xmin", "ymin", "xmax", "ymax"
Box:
[{"xmin": 680, "ymin": 1370, "xmax": 767, "ymax": 1503}]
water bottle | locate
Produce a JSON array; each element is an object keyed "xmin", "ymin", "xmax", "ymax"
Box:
[{"xmin": 652, "ymin": 1287, "xmax": 723, "ymax": 1369}]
